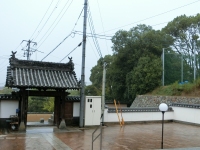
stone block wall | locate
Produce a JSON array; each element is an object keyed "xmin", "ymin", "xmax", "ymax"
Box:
[{"xmin": 130, "ymin": 95, "xmax": 200, "ymax": 108}]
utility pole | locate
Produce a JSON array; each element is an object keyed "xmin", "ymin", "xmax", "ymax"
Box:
[
  {"xmin": 101, "ymin": 62, "xmax": 106, "ymax": 126},
  {"xmin": 79, "ymin": 0, "xmax": 88, "ymax": 128},
  {"xmin": 21, "ymin": 40, "xmax": 37, "ymax": 60}
]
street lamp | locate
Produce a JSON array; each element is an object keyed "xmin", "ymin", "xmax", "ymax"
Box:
[{"xmin": 159, "ymin": 103, "xmax": 168, "ymax": 149}]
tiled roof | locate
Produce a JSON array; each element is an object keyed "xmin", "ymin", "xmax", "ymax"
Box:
[
  {"xmin": 0, "ymin": 94, "xmax": 80, "ymax": 102},
  {"xmin": 0, "ymin": 94, "xmax": 19, "ymax": 100},
  {"xmin": 6, "ymin": 54, "xmax": 80, "ymax": 89},
  {"xmin": 66, "ymin": 96, "xmax": 80, "ymax": 101}
]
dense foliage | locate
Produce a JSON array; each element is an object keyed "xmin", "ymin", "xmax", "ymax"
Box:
[
  {"xmin": 0, "ymin": 87, "xmax": 12, "ymax": 94},
  {"xmin": 28, "ymin": 97, "xmax": 54, "ymax": 112},
  {"xmin": 163, "ymin": 14, "xmax": 200, "ymax": 81},
  {"xmin": 87, "ymin": 14, "xmax": 200, "ymax": 104}
]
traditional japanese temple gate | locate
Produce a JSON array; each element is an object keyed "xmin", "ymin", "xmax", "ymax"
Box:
[{"xmin": 5, "ymin": 52, "xmax": 80, "ymax": 131}]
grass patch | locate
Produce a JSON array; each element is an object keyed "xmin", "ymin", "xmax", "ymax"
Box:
[{"xmin": 149, "ymin": 79, "xmax": 200, "ymax": 96}]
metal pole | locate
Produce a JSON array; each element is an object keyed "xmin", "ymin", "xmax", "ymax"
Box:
[
  {"xmin": 181, "ymin": 53, "xmax": 183, "ymax": 83},
  {"xmin": 194, "ymin": 41, "xmax": 196, "ymax": 81},
  {"xmin": 27, "ymin": 40, "xmax": 31, "ymax": 60},
  {"xmin": 100, "ymin": 123, "xmax": 102, "ymax": 150},
  {"xmin": 162, "ymin": 48, "xmax": 165, "ymax": 86},
  {"xmin": 161, "ymin": 111, "xmax": 164, "ymax": 149},
  {"xmin": 102, "ymin": 62, "xmax": 106, "ymax": 126},
  {"xmin": 79, "ymin": 0, "xmax": 88, "ymax": 128}
]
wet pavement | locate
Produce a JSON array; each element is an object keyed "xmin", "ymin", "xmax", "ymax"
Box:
[{"xmin": 1, "ymin": 122, "xmax": 200, "ymax": 150}]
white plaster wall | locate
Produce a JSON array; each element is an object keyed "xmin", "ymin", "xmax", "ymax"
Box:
[
  {"xmin": 173, "ymin": 107, "xmax": 200, "ymax": 124},
  {"xmin": 73, "ymin": 102, "xmax": 80, "ymax": 117},
  {"xmin": 104, "ymin": 109, "xmax": 174, "ymax": 122},
  {"xmin": 1, "ymin": 100, "xmax": 18, "ymax": 118}
]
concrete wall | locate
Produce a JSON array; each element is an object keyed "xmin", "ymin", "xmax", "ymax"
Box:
[
  {"xmin": 0, "ymin": 100, "xmax": 18, "ymax": 118},
  {"xmin": 173, "ymin": 107, "xmax": 200, "ymax": 124},
  {"xmin": 103, "ymin": 106, "xmax": 200, "ymax": 126},
  {"xmin": 104, "ymin": 108, "xmax": 174, "ymax": 123}
]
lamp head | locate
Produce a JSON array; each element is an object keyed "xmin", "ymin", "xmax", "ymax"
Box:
[{"xmin": 159, "ymin": 103, "xmax": 168, "ymax": 112}]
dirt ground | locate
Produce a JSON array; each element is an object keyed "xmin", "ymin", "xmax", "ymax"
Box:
[{"xmin": 27, "ymin": 114, "xmax": 52, "ymax": 122}]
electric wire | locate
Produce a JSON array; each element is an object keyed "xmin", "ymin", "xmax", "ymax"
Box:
[
  {"xmin": 41, "ymin": 33, "xmax": 72, "ymax": 61},
  {"xmin": 73, "ymin": 32, "xmax": 111, "ymax": 40},
  {"xmin": 29, "ymin": 0, "xmax": 54, "ymax": 40},
  {"xmin": 0, "ymin": 43, "xmax": 21, "ymax": 70},
  {"xmin": 74, "ymin": 31, "xmax": 112, "ymax": 37},
  {"xmin": 96, "ymin": 0, "xmax": 110, "ymax": 54},
  {"xmin": 87, "ymin": 6, "xmax": 102, "ymax": 58},
  {"xmin": 87, "ymin": 38, "xmax": 98, "ymax": 59},
  {"xmin": 102, "ymin": 0, "xmax": 200, "ymax": 34},
  {"xmin": 41, "ymin": 6, "xmax": 84, "ymax": 61},
  {"xmin": 59, "ymin": 42, "xmax": 82, "ymax": 62},
  {"xmin": 33, "ymin": 0, "xmax": 61, "ymax": 41},
  {"xmin": 37, "ymin": 0, "xmax": 82, "ymax": 50},
  {"xmin": 37, "ymin": 0, "xmax": 72, "ymax": 48}
]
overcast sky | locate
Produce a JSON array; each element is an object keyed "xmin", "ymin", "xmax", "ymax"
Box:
[{"xmin": 0, "ymin": 0, "xmax": 199, "ymax": 87}]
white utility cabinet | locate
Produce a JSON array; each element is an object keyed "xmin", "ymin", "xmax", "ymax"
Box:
[{"xmin": 85, "ymin": 96, "xmax": 101, "ymax": 126}]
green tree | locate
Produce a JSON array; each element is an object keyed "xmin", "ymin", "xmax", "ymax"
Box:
[
  {"xmin": 0, "ymin": 87, "xmax": 12, "ymax": 94},
  {"xmin": 43, "ymin": 97, "xmax": 54, "ymax": 112},
  {"xmin": 110, "ymin": 24, "xmax": 171, "ymax": 102},
  {"xmin": 164, "ymin": 50, "xmax": 192, "ymax": 85},
  {"xmin": 88, "ymin": 55, "xmax": 114, "ymax": 100},
  {"xmin": 67, "ymin": 90, "xmax": 80, "ymax": 96},
  {"xmin": 85, "ymin": 85, "xmax": 101, "ymax": 96},
  {"xmin": 162, "ymin": 14, "xmax": 200, "ymax": 79},
  {"xmin": 28, "ymin": 97, "xmax": 46, "ymax": 112},
  {"xmin": 126, "ymin": 55, "xmax": 162, "ymax": 98}
]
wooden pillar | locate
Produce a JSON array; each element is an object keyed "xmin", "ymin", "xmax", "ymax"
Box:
[
  {"xmin": 24, "ymin": 95, "xmax": 28, "ymax": 129},
  {"xmin": 54, "ymin": 96, "xmax": 60, "ymax": 128},
  {"xmin": 53, "ymin": 97, "xmax": 56, "ymax": 125},
  {"xmin": 59, "ymin": 90, "xmax": 67, "ymax": 129},
  {"xmin": 18, "ymin": 89, "xmax": 26, "ymax": 131}
]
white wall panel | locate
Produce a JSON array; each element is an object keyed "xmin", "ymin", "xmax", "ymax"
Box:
[
  {"xmin": 104, "ymin": 109, "xmax": 174, "ymax": 122},
  {"xmin": 173, "ymin": 107, "xmax": 200, "ymax": 124},
  {"xmin": 73, "ymin": 102, "xmax": 80, "ymax": 117},
  {"xmin": 1, "ymin": 100, "xmax": 18, "ymax": 118}
]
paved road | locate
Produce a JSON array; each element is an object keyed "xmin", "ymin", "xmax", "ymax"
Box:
[{"xmin": 1, "ymin": 122, "xmax": 200, "ymax": 150}]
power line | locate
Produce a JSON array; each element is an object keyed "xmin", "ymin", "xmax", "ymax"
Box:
[
  {"xmin": 41, "ymin": 33, "xmax": 72, "ymax": 61},
  {"xmin": 59, "ymin": 42, "xmax": 82, "ymax": 62},
  {"xmin": 87, "ymin": 6, "xmax": 102, "ymax": 58},
  {"xmin": 96, "ymin": 0, "xmax": 110, "ymax": 54},
  {"xmin": 87, "ymin": 38, "xmax": 98, "ymax": 59},
  {"xmin": 37, "ymin": 0, "xmax": 73, "ymax": 48},
  {"xmin": 102, "ymin": 0, "xmax": 200, "ymax": 34},
  {"xmin": 33, "ymin": 0, "xmax": 61, "ymax": 41},
  {"xmin": 40, "ymin": 6, "xmax": 84, "ymax": 61},
  {"xmin": 73, "ymin": 32, "xmax": 111, "ymax": 40},
  {"xmin": 74, "ymin": 31, "xmax": 112, "ymax": 37},
  {"xmin": 29, "ymin": 0, "xmax": 54, "ymax": 40}
]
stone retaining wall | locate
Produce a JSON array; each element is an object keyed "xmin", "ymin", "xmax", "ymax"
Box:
[{"xmin": 130, "ymin": 95, "xmax": 200, "ymax": 108}]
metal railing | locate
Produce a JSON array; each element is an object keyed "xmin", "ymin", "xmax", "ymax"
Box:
[{"xmin": 92, "ymin": 122, "xmax": 103, "ymax": 150}]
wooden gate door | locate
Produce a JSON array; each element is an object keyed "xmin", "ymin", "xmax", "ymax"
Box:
[{"xmin": 65, "ymin": 102, "xmax": 73, "ymax": 125}]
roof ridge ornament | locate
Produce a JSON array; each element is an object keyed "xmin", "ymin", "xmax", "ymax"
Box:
[
  {"xmin": 68, "ymin": 57, "xmax": 74, "ymax": 71},
  {"xmin": 11, "ymin": 51, "xmax": 17, "ymax": 59}
]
